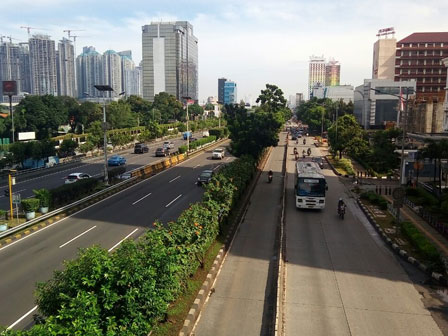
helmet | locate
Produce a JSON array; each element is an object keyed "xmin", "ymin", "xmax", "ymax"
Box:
[{"xmin": 339, "ymin": 198, "xmax": 342, "ymax": 201}]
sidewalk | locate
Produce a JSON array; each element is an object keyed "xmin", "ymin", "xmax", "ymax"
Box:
[{"xmin": 192, "ymin": 139, "xmax": 285, "ymax": 336}]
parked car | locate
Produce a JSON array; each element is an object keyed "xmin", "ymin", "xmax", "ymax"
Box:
[
  {"xmin": 163, "ymin": 141, "xmax": 174, "ymax": 149},
  {"xmin": 155, "ymin": 147, "xmax": 169, "ymax": 157},
  {"xmin": 108, "ymin": 155, "xmax": 126, "ymax": 166},
  {"xmin": 134, "ymin": 142, "xmax": 149, "ymax": 154},
  {"xmin": 212, "ymin": 148, "xmax": 225, "ymax": 160},
  {"xmin": 197, "ymin": 169, "xmax": 214, "ymax": 186},
  {"xmin": 64, "ymin": 172, "xmax": 92, "ymax": 184}
]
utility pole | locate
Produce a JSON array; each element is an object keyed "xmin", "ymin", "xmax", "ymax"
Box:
[{"xmin": 182, "ymin": 96, "xmax": 192, "ymax": 154}]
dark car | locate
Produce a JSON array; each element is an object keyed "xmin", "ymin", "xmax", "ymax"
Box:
[
  {"xmin": 155, "ymin": 147, "xmax": 169, "ymax": 157},
  {"xmin": 312, "ymin": 157, "xmax": 324, "ymax": 169},
  {"xmin": 134, "ymin": 143, "xmax": 149, "ymax": 154},
  {"xmin": 197, "ymin": 169, "xmax": 214, "ymax": 186}
]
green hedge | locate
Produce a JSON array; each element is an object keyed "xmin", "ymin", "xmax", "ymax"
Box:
[
  {"xmin": 50, "ymin": 178, "xmax": 102, "ymax": 209},
  {"xmin": 209, "ymin": 127, "xmax": 228, "ymax": 139},
  {"xmin": 108, "ymin": 166, "xmax": 127, "ymax": 181},
  {"xmin": 360, "ymin": 191, "xmax": 388, "ymax": 210},
  {"xmin": 178, "ymin": 135, "xmax": 217, "ymax": 154},
  {"xmin": 332, "ymin": 157, "xmax": 355, "ymax": 176},
  {"xmin": 400, "ymin": 221, "xmax": 444, "ymax": 272},
  {"xmin": 2, "ymin": 154, "xmax": 258, "ymax": 335},
  {"xmin": 405, "ymin": 187, "xmax": 438, "ymax": 207}
]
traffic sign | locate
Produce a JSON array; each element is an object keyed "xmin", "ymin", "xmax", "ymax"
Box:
[
  {"xmin": 392, "ymin": 187, "xmax": 405, "ymax": 200},
  {"xmin": 12, "ymin": 193, "xmax": 21, "ymax": 205}
]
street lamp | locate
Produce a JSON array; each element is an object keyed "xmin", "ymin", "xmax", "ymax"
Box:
[
  {"xmin": 94, "ymin": 84, "xmax": 114, "ymax": 185},
  {"xmin": 182, "ymin": 96, "xmax": 192, "ymax": 153},
  {"xmin": 369, "ymin": 86, "xmax": 414, "ymax": 185}
]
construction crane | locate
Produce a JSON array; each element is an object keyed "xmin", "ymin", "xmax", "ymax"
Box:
[
  {"xmin": 63, "ymin": 29, "xmax": 85, "ymax": 39},
  {"xmin": 20, "ymin": 26, "xmax": 47, "ymax": 38}
]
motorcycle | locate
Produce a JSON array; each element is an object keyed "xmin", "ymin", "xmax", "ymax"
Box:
[
  {"xmin": 303, "ymin": 139, "xmax": 306, "ymax": 145},
  {"xmin": 307, "ymin": 148, "xmax": 311, "ymax": 156},
  {"xmin": 268, "ymin": 173, "xmax": 273, "ymax": 183},
  {"xmin": 338, "ymin": 204, "xmax": 346, "ymax": 219}
]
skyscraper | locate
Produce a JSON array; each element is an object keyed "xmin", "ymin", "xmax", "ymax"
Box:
[
  {"xmin": 57, "ymin": 37, "xmax": 76, "ymax": 97},
  {"xmin": 308, "ymin": 55, "xmax": 326, "ymax": 98},
  {"xmin": 142, "ymin": 21, "xmax": 198, "ymax": 102},
  {"xmin": 325, "ymin": 59, "xmax": 340, "ymax": 86},
  {"xmin": 218, "ymin": 77, "xmax": 226, "ymax": 103},
  {"xmin": 102, "ymin": 50, "xmax": 122, "ymax": 97},
  {"xmin": 125, "ymin": 66, "xmax": 142, "ymax": 97},
  {"xmin": 119, "ymin": 52, "xmax": 135, "ymax": 95},
  {"xmin": 0, "ymin": 41, "xmax": 31, "ymax": 100},
  {"xmin": 372, "ymin": 28, "xmax": 396, "ymax": 80},
  {"xmin": 76, "ymin": 46, "xmax": 103, "ymax": 98},
  {"xmin": 223, "ymin": 80, "xmax": 237, "ymax": 104},
  {"xmin": 29, "ymin": 34, "xmax": 57, "ymax": 95}
]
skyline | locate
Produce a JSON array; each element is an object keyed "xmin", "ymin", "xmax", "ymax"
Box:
[{"xmin": 1, "ymin": 0, "xmax": 447, "ymax": 103}]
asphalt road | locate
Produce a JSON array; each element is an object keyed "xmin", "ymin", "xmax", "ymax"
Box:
[
  {"xmin": 283, "ymin": 139, "xmax": 443, "ymax": 335},
  {"xmin": 0, "ymin": 133, "xmax": 203, "ymax": 210},
  {"xmin": 0, "ymin": 142, "xmax": 233, "ymax": 330}
]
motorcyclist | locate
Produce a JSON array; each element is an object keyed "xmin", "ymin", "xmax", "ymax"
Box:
[
  {"xmin": 303, "ymin": 138, "xmax": 306, "ymax": 145},
  {"xmin": 268, "ymin": 170, "xmax": 273, "ymax": 182},
  {"xmin": 338, "ymin": 198, "xmax": 345, "ymax": 214},
  {"xmin": 307, "ymin": 148, "xmax": 312, "ymax": 156},
  {"xmin": 294, "ymin": 147, "xmax": 298, "ymax": 155}
]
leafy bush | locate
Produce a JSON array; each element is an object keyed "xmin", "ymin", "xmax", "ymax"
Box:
[
  {"xmin": 108, "ymin": 166, "xmax": 126, "ymax": 180},
  {"xmin": 400, "ymin": 221, "xmax": 445, "ymax": 272},
  {"xmin": 26, "ymin": 152, "xmax": 258, "ymax": 335},
  {"xmin": 21, "ymin": 198, "xmax": 40, "ymax": 212},
  {"xmin": 405, "ymin": 187, "xmax": 438, "ymax": 207},
  {"xmin": 33, "ymin": 188, "xmax": 51, "ymax": 208},
  {"xmin": 50, "ymin": 178, "xmax": 101, "ymax": 208},
  {"xmin": 360, "ymin": 191, "xmax": 388, "ymax": 210},
  {"xmin": 209, "ymin": 127, "xmax": 228, "ymax": 139}
]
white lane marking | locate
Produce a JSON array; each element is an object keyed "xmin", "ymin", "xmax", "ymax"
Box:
[
  {"xmin": 213, "ymin": 165, "xmax": 221, "ymax": 171},
  {"xmin": 169, "ymin": 175, "xmax": 181, "ymax": 183},
  {"xmin": 165, "ymin": 194, "xmax": 182, "ymax": 208},
  {"xmin": 194, "ymin": 164, "xmax": 201, "ymax": 168},
  {"xmin": 7, "ymin": 305, "xmax": 37, "ymax": 329},
  {"xmin": 132, "ymin": 193, "xmax": 152, "ymax": 205},
  {"xmin": 108, "ymin": 228, "xmax": 139, "ymax": 252},
  {"xmin": 59, "ymin": 226, "xmax": 97, "ymax": 248}
]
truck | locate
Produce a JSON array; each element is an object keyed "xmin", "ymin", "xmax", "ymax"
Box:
[
  {"xmin": 183, "ymin": 131, "xmax": 192, "ymax": 140},
  {"xmin": 295, "ymin": 160, "xmax": 327, "ymax": 209}
]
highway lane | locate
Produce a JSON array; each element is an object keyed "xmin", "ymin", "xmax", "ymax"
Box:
[
  {"xmin": 0, "ymin": 133, "xmax": 203, "ymax": 209},
  {"xmin": 0, "ymin": 143, "xmax": 233, "ymax": 330},
  {"xmin": 283, "ymin": 138, "xmax": 443, "ymax": 335}
]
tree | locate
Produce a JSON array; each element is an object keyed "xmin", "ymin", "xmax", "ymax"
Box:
[
  {"xmin": 204, "ymin": 103, "xmax": 214, "ymax": 111},
  {"xmin": 187, "ymin": 104, "xmax": 204, "ymax": 119},
  {"xmin": 86, "ymin": 121, "xmax": 103, "ymax": 148},
  {"xmin": 58, "ymin": 138, "xmax": 78, "ymax": 157},
  {"xmin": 328, "ymin": 114, "xmax": 367, "ymax": 159},
  {"xmin": 150, "ymin": 92, "xmax": 183, "ymax": 123},
  {"xmin": 71, "ymin": 101, "xmax": 102, "ymax": 133},
  {"xmin": 107, "ymin": 101, "xmax": 138, "ymax": 129},
  {"xmin": 256, "ymin": 84, "xmax": 287, "ymax": 112}
]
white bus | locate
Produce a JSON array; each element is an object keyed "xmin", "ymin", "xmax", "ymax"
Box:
[{"xmin": 295, "ymin": 161, "xmax": 327, "ymax": 209}]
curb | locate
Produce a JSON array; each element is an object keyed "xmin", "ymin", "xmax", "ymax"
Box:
[
  {"xmin": 357, "ymin": 198, "xmax": 447, "ymax": 286},
  {"xmin": 179, "ymin": 147, "xmax": 273, "ymax": 336}
]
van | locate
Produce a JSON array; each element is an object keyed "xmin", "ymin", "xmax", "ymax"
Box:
[{"xmin": 202, "ymin": 131, "xmax": 209, "ymax": 137}]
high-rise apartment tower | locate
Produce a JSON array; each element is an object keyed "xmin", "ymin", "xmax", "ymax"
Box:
[
  {"xmin": 57, "ymin": 37, "xmax": 76, "ymax": 97},
  {"xmin": 308, "ymin": 55, "xmax": 326, "ymax": 98},
  {"xmin": 325, "ymin": 60, "xmax": 340, "ymax": 86},
  {"xmin": 29, "ymin": 34, "xmax": 57, "ymax": 95}
]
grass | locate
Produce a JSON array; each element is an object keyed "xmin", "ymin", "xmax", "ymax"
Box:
[{"xmin": 327, "ymin": 156, "xmax": 355, "ymax": 176}]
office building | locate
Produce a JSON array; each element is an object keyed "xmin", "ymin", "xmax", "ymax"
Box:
[
  {"xmin": 311, "ymin": 85, "xmax": 353, "ymax": 104},
  {"xmin": 372, "ymin": 29, "xmax": 396, "ymax": 80},
  {"xmin": 394, "ymin": 32, "xmax": 448, "ymax": 102},
  {"xmin": 29, "ymin": 34, "xmax": 57, "ymax": 95},
  {"xmin": 119, "ymin": 52, "xmax": 135, "ymax": 96},
  {"xmin": 218, "ymin": 78, "xmax": 226, "ymax": 103},
  {"xmin": 325, "ymin": 59, "xmax": 340, "ymax": 86},
  {"xmin": 444, "ymin": 57, "xmax": 448, "ymax": 131},
  {"xmin": 223, "ymin": 80, "xmax": 237, "ymax": 104},
  {"xmin": 102, "ymin": 50, "xmax": 122, "ymax": 97},
  {"xmin": 76, "ymin": 46, "xmax": 103, "ymax": 98},
  {"xmin": 309, "ymin": 55, "xmax": 326, "ymax": 98},
  {"xmin": 125, "ymin": 66, "xmax": 142, "ymax": 97},
  {"xmin": 354, "ymin": 79, "xmax": 416, "ymax": 129},
  {"xmin": 295, "ymin": 93, "xmax": 304, "ymax": 107},
  {"xmin": 57, "ymin": 38, "xmax": 76, "ymax": 97},
  {"xmin": 0, "ymin": 41, "xmax": 31, "ymax": 101},
  {"xmin": 142, "ymin": 21, "xmax": 198, "ymax": 102}
]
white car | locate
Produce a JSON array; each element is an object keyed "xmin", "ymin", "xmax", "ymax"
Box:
[
  {"xmin": 163, "ymin": 141, "xmax": 174, "ymax": 149},
  {"xmin": 65, "ymin": 173, "xmax": 92, "ymax": 184},
  {"xmin": 212, "ymin": 148, "xmax": 225, "ymax": 160}
]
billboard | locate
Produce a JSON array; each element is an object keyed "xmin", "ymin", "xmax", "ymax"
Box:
[
  {"xmin": 2, "ymin": 81, "xmax": 17, "ymax": 96},
  {"xmin": 18, "ymin": 132, "xmax": 36, "ymax": 141}
]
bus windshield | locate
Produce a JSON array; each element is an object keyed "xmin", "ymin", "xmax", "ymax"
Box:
[{"xmin": 297, "ymin": 178, "xmax": 326, "ymax": 197}]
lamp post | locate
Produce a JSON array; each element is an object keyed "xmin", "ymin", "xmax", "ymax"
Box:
[
  {"xmin": 354, "ymin": 89, "xmax": 368, "ymax": 130},
  {"xmin": 2, "ymin": 81, "xmax": 17, "ymax": 143},
  {"xmin": 94, "ymin": 85, "xmax": 114, "ymax": 185},
  {"xmin": 182, "ymin": 96, "xmax": 192, "ymax": 154}
]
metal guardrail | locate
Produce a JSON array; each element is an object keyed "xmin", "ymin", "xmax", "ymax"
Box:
[
  {"xmin": 0, "ymin": 137, "xmax": 227, "ymax": 240},
  {"xmin": 0, "ymin": 176, "xmax": 137, "ymax": 240}
]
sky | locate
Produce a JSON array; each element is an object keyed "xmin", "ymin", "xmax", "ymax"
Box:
[{"xmin": 1, "ymin": 0, "xmax": 447, "ymax": 104}]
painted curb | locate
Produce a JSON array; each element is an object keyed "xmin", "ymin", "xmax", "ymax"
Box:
[{"xmin": 357, "ymin": 199, "xmax": 447, "ymax": 286}]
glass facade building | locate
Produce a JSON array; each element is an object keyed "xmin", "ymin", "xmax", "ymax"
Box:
[
  {"xmin": 223, "ymin": 80, "xmax": 237, "ymax": 104},
  {"xmin": 142, "ymin": 21, "xmax": 198, "ymax": 102}
]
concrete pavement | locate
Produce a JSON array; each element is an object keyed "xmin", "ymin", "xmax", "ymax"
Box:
[{"xmin": 192, "ymin": 137, "xmax": 286, "ymax": 336}]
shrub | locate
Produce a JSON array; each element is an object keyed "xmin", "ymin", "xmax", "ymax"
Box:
[
  {"xmin": 22, "ymin": 198, "xmax": 40, "ymax": 212},
  {"xmin": 50, "ymin": 178, "xmax": 101, "ymax": 208},
  {"xmin": 33, "ymin": 188, "xmax": 51, "ymax": 208},
  {"xmin": 0, "ymin": 209, "xmax": 6, "ymax": 220},
  {"xmin": 108, "ymin": 166, "xmax": 126, "ymax": 180},
  {"xmin": 360, "ymin": 191, "xmax": 388, "ymax": 210},
  {"xmin": 400, "ymin": 221, "xmax": 445, "ymax": 272}
]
